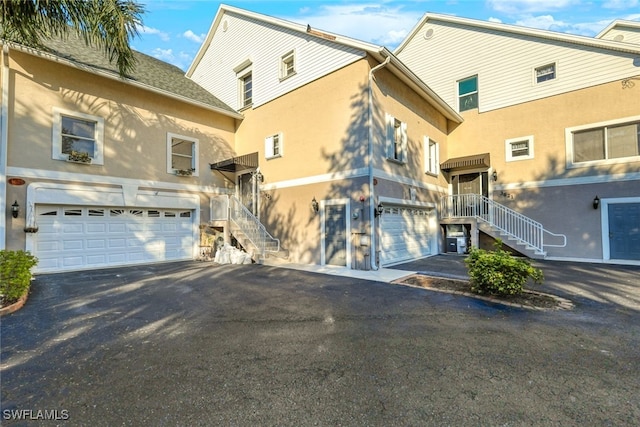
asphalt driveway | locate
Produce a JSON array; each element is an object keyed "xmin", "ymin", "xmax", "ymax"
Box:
[{"xmin": 1, "ymin": 261, "xmax": 639, "ymax": 426}]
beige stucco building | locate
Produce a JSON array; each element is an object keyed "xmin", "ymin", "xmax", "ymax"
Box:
[{"xmin": 1, "ymin": 5, "xmax": 638, "ymax": 274}]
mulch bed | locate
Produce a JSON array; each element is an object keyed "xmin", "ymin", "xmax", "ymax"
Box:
[{"xmin": 395, "ymin": 274, "xmax": 573, "ymax": 310}]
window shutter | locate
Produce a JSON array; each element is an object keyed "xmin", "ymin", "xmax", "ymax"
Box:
[
  {"xmin": 385, "ymin": 113, "xmax": 394, "ymax": 159},
  {"xmin": 265, "ymin": 136, "xmax": 274, "ymax": 158},
  {"xmin": 401, "ymin": 122, "xmax": 408, "ymax": 162}
]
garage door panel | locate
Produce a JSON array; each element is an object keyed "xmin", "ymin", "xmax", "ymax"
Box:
[
  {"xmin": 380, "ymin": 206, "xmax": 433, "ymax": 266},
  {"xmin": 34, "ymin": 206, "xmax": 195, "ymax": 272}
]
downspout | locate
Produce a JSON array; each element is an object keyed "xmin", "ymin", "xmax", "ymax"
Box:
[
  {"xmin": 0, "ymin": 45, "xmax": 9, "ymax": 250},
  {"xmin": 367, "ymin": 55, "xmax": 390, "ymax": 270}
]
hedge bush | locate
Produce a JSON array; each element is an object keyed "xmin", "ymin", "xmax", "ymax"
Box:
[
  {"xmin": 0, "ymin": 250, "xmax": 38, "ymax": 305},
  {"xmin": 464, "ymin": 240, "xmax": 543, "ymax": 296}
]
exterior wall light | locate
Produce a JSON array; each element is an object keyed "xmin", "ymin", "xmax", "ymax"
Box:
[
  {"xmin": 311, "ymin": 197, "xmax": 319, "ymax": 213},
  {"xmin": 374, "ymin": 202, "xmax": 384, "ymax": 217},
  {"xmin": 492, "ymin": 170, "xmax": 498, "ymax": 181},
  {"xmin": 11, "ymin": 200, "xmax": 20, "ymax": 218},
  {"xmin": 593, "ymin": 196, "xmax": 600, "ymax": 210}
]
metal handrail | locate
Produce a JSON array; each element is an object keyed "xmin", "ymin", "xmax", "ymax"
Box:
[
  {"xmin": 229, "ymin": 196, "xmax": 280, "ymax": 256},
  {"xmin": 440, "ymin": 194, "xmax": 566, "ymax": 253}
]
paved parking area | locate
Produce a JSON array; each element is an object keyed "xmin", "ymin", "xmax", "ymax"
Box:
[{"xmin": 1, "ymin": 261, "xmax": 639, "ymax": 425}]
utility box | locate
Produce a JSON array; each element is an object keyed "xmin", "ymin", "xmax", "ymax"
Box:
[{"xmin": 446, "ymin": 224, "xmax": 469, "ymax": 254}]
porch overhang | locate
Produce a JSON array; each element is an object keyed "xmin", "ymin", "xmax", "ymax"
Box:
[
  {"xmin": 210, "ymin": 152, "xmax": 259, "ymax": 173},
  {"xmin": 440, "ymin": 153, "xmax": 490, "ymax": 171}
]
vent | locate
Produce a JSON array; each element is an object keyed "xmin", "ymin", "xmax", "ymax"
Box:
[{"xmin": 424, "ymin": 28, "xmax": 434, "ymax": 40}]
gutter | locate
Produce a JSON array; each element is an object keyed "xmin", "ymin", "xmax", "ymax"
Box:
[
  {"xmin": 0, "ymin": 45, "xmax": 9, "ymax": 249},
  {"xmin": 367, "ymin": 55, "xmax": 390, "ymax": 271}
]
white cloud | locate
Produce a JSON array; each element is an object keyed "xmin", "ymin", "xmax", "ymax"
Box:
[
  {"xmin": 515, "ymin": 15, "xmax": 569, "ymax": 31},
  {"xmin": 488, "ymin": 17, "xmax": 503, "ymax": 23},
  {"xmin": 287, "ymin": 3, "xmax": 422, "ymax": 48},
  {"xmin": 603, "ymin": 0, "xmax": 639, "ymax": 9},
  {"xmin": 487, "ymin": 0, "xmax": 579, "ymax": 14},
  {"xmin": 183, "ymin": 30, "xmax": 205, "ymax": 44},
  {"xmin": 151, "ymin": 48, "xmax": 174, "ymax": 62},
  {"xmin": 139, "ymin": 25, "xmax": 170, "ymax": 42}
]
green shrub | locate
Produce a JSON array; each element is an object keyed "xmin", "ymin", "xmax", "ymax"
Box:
[
  {"xmin": 464, "ymin": 240, "xmax": 543, "ymax": 296},
  {"xmin": 0, "ymin": 250, "xmax": 38, "ymax": 305}
]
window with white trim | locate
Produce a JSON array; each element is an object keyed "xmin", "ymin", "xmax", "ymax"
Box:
[
  {"xmin": 424, "ymin": 137, "xmax": 439, "ymax": 175},
  {"xmin": 280, "ymin": 50, "xmax": 295, "ymax": 80},
  {"xmin": 234, "ymin": 59, "xmax": 253, "ymax": 109},
  {"xmin": 167, "ymin": 133, "xmax": 199, "ymax": 176},
  {"xmin": 265, "ymin": 133, "xmax": 283, "ymax": 159},
  {"xmin": 566, "ymin": 117, "xmax": 640, "ymax": 167},
  {"xmin": 535, "ymin": 63, "xmax": 556, "ymax": 84},
  {"xmin": 458, "ymin": 75, "xmax": 478, "ymax": 112},
  {"xmin": 386, "ymin": 114, "xmax": 407, "ymax": 163},
  {"xmin": 52, "ymin": 107, "xmax": 104, "ymax": 165},
  {"xmin": 505, "ymin": 136, "xmax": 534, "ymax": 161}
]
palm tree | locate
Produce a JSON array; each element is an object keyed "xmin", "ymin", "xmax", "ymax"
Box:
[{"xmin": 0, "ymin": 0, "xmax": 144, "ymax": 77}]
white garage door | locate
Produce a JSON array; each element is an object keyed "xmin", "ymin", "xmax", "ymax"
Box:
[
  {"xmin": 380, "ymin": 206, "xmax": 433, "ymax": 266},
  {"xmin": 33, "ymin": 205, "xmax": 195, "ymax": 273}
]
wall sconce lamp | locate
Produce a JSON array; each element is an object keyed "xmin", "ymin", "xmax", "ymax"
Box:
[
  {"xmin": 311, "ymin": 197, "xmax": 319, "ymax": 213},
  {"xmin": 11, "ymin": 200, "xmax": 19, "ymax": 218},
  {"xmin": 593, "ymin": 196, "xmax": 600, "ymax": 210},
  {"xmin": 492, "ymin": 170, "xmax": 498, "ymax": 182},
  {"xmin": 374, "ymin": 202, "xmax": 384, "ymax": 217}
]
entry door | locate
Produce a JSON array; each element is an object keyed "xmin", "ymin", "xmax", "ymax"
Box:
[
  {"xmin": 324, "ymin": 204, "xmax": 347, "ymax": 266},
  {"xmin": 238, "ymin": 173, "xmax": 255, "ymax": 214},
  {"xmin": 609, "ymin": 203, "xmax": 640, "ymax": 260},
  {"xmin": 453, "ymin": 172, "xmax": 489, "ymax": 197}
]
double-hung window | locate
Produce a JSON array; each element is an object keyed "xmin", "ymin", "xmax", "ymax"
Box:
[
  {"xmin": 52, "ymin": 107, "xmax": 104, "ymax": 165},
  {"xmin": 458, "ymin": 75, "xmax": 478, "ymax": 112},
  {"xmin": 265, "ymin": 133, "xmax": 283, "ymax": 159},
  {"xmin": 424, "ymin": 137, "xmax": 439, "ymax": 175},
  {"xmin": 505, "ymin": 136, "xmax": 534, "ymax": 161},
  {"xmin": 386, "ymin": 114, "xmax": 407, "ymax": 163},
  {"xmin": 567, "ymin": 117, "xmax": 640, "ymax": 167},
  {"xmin": 280, "ymin": 50, "xmax": 295, "ymax": 80},
  {"xmin": 167, "ymin": 133, "xmax": 199, "ymax": 176},
  {"xmin": 235, "ymin": 59, "xmax": 253, "ymax": 109}
]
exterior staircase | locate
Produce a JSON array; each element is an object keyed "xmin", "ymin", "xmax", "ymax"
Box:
[
  {"xmin": 228, "ymin": 196, "xmax": 284, "ymax": 263},
  {"xmin": 440, "ymin": 194, "xmax": 566, "ymax": 258}
]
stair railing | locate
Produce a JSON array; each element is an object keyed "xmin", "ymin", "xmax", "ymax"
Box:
[
  {"xmin": 441, "ymin": 194, "xmax": 566, "ymax": 254},
  {"xmin": 229, "ymin": 196, "xmax": 280, "ymax": 257}
]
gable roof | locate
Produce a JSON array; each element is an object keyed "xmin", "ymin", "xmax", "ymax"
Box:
[
  {"xmin": 187, "ymin": 4, "xmax": 462, "ymax": 123},
  {"xmin": 596, "ymin": 19, "xmax": 640, "ymax": 40},
  {"xmin": 2, "ymin": 34, "xmax": 242, "ymax": 119},
  {"xmin": 395, "ymin": 13, "xmax": 640, "ymax": 56}
]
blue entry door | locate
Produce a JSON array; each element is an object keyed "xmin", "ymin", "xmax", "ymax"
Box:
[{"xmin": 609, "ymin": 203, "xmax": 640, "ymax": 260}]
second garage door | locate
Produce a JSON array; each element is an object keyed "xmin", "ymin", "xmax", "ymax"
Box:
[
  {"xmin": 380, "ymin": 206, "xmax": 433, "ymax": 266},
  {"xmin": 33, "ymin": 205, "xmax": 195, "ymax": 273}
]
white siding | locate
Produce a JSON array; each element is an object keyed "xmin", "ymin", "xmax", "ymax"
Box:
[
  {"xmin": 599, "ymin": 27, "xmax": 640, "ymax": 45},
  {"xmin": 397, "ymin": 21, "xmax": 640, "ymax": 113},
  {"xmin": 190, "ymin": 11, "xmax": 366, "ymax": 110}
]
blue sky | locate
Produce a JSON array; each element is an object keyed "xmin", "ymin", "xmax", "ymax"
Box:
[{"xmin": 133, "ymin": 0, "xmax": 640, "ymax": 70}]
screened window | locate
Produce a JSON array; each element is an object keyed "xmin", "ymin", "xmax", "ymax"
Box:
[
  {"xmin": 280, "ymin": 50, "xmax": 295, "ymax": 80},
  {"xmin": 167, "ymin": 133, "xmax": 199, "ymax": 176},
  {"xmin": 458, "ymin": 75, "xmax": 478, "ymax": 112},
  {"xmin": 506, "ymin": 136, "xmax": 534, "ymax": 161},
  {"xmin": 570, "ymin": 120, "xmax": 640, "ymax": 165},
  {"xmin": 535, "ymin": 63, "xmax": 556, "ymax": 83},
  {"xmin": 52, "ymin": 108, "xmax": 104, "ymax": 164}
]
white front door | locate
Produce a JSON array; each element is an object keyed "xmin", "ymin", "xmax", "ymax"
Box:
[{"xmin": 33, "ymin": 205, "xmax": 194, "ymax": 273}]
